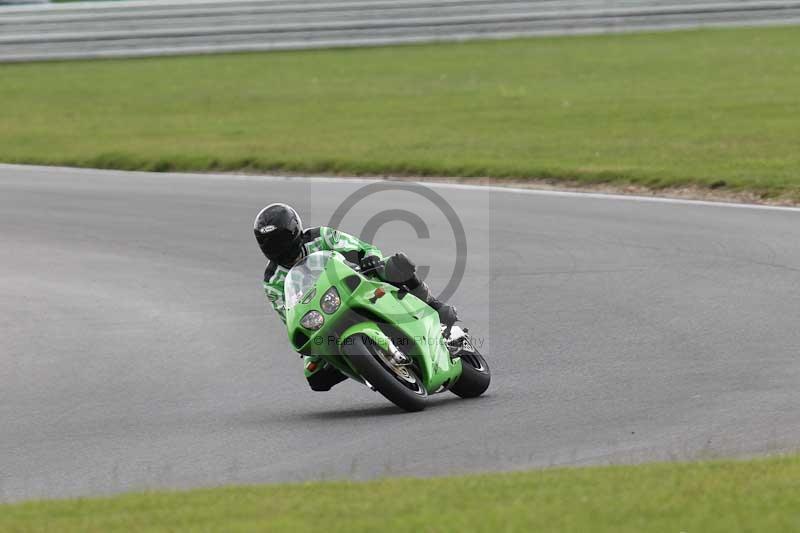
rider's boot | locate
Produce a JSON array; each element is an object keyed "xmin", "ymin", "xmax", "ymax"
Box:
[{"xmin": 409, "ymin": 281, "xmax": 458, "ymax": 326}]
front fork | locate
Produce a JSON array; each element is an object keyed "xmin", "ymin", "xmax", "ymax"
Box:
[{"xmin": 336, "ymin": 321, "xmax": 463, "ymax": 393}]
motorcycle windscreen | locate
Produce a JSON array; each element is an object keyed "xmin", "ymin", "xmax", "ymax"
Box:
[{"xmin": 284, "ymin": 251, "xmax": 338, "ymax": 309}]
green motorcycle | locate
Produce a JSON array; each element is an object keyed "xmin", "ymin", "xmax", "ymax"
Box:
[{"xmin": 284, "ymin": 250, "xmax": 490, "ymax": 412}]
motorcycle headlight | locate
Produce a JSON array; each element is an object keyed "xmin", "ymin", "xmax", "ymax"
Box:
[
  {"xmin": 300, "ymin": 310, "xmax": 325, "ymax": 330},
  {"xmin": 320, "ymin": 287, "xmax": 341, "ymax": 314}
]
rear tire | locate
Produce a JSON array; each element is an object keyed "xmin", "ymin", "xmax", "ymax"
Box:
[
  {"xmin": 449, "ymin": 341, "xmax": 491, "ymax": 398},
  {"xmin": 343, "ymin": 335, "xmax": 427, "ymax": 412}
]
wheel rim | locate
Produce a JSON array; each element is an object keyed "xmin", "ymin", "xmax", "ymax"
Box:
[
  {"xmin": 448, "ymin": 334, "xmax": 487, "ymax": 373},
  {"xmin": 459, "ymin": 347, "xmax": 488, "ymax": 373},
  {"xmin": 372, "ymin": 346, "xmax": 426, "ymax": 396}
]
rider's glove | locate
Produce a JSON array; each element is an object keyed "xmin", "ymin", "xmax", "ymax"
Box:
[{"xmin": 360, "ymin": 255, "xmax": 382, "ymax": 274}]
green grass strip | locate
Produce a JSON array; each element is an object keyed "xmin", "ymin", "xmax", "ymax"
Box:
[
  {"xmin": 2, "ymin": 455, "xmax": 800, "ymax": 532},
  {"xmin": 1, "ymin": 26, "xmax": 800, "ymax": 198}
]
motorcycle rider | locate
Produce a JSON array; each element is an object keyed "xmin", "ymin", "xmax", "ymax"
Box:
[{"xmin": 254, "ymin": 203, "xmax": 458, "ymax": 392}]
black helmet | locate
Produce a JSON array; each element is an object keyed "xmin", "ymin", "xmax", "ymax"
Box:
[{"xmin": 253, "ymin": 203, "xmax": 304, "ymax": 266}]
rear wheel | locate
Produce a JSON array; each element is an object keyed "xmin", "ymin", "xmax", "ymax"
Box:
[
  {"xmin": 343, "ymin": 335, "xmax": 427, "ymax": 412},
  {"xmin": 449, "ymin": 337, "xmax": 491, "ymax": 398}
]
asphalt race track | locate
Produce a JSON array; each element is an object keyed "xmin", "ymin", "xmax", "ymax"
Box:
[{"xmin": 2, "ymin": 164, "xmax": 800, "ymax": 502}]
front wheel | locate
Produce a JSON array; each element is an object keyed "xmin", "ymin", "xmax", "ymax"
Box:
[
  {"xmin": 449, "ymin": 338, "xmax": 491, "ymax": 398},
  {"xmin": 343, "ymin": 335, "xmax": 427, "ymax": 412}
]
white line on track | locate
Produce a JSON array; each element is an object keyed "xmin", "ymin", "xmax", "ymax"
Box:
[{"xmin": 3, "ymin": 163, "xmax": 800, "ymax": 214}]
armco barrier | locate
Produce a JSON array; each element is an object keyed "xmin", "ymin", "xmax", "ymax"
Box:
[{"xmin": 1, "ymin": 0, "xmax": 800, "ymax": 62}]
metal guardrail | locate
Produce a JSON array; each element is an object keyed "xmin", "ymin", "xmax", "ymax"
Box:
[
  {"xmin": 0, "ymin": 1, "xmax": 49, "ymax": 5},
  {"xmin": 2, "ymin": 0, "xmax": 800, "ymax": 62}
]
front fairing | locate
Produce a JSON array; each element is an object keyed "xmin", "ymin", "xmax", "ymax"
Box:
[
  {"xmin": 284, "ymin": 251, "xmax": 357, "ymax": 352},
  {"xmin": 284, "ymin": 252, "xmax": 461, "ymax": 392}
]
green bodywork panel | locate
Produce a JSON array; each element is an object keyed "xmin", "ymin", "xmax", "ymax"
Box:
[{"xmin": 286, "ymin": 253, "xmax": 462, "ymax": 392}]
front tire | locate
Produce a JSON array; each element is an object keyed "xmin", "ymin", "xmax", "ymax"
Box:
[
  {"xmin": 449, "ymin": 340, "xmax": 491, "ymax": 398},
  {"xmin": 343, "ymin": 335, "xmax": 427, "ymax": 412}
]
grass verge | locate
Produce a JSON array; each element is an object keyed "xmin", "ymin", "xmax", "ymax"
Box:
[
  {"xmin": 2, "ymin": 455, "xmax": 800, "ymax": 532},
  {"xmin": 1, "ymin": 26, "xmax": 800, "ymax": 200}
]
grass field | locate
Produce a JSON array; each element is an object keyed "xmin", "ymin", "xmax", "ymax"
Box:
[
  {"xmin": 1, "ymin": 26, "xmax": 800, "ymax": 199},
  {"xmin": 2, "ymin": 455, "xmax": 799, "ymax": 532}
]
